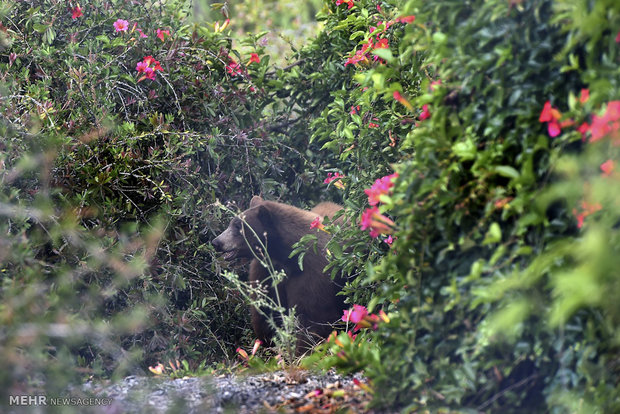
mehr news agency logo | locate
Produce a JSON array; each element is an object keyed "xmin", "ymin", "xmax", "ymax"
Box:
[{"xmin": 9, "ymin": 395, "xmax": 113, "ymax": 407}]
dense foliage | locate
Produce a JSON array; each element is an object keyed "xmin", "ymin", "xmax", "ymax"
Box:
[
  {"xmin": 301, "ymin": 0, "xmax": 620, "ymax": 412},
  {"xmin": 0, "ymin": 0, "xmax": 334, "ymax": 400},
  {"xmin": 1, "ymin": 0, "xmax": 619, "ymax": 412}
]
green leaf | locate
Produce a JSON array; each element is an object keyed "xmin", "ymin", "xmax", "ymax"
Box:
[
  {"xmin": 372, "ymin": 48, "xmax": 394, "ymax": 63},
  {"xmin": 33, "ymin": 23, "xmax": 48, "ymax": 33},
  {"xmin": 452, "ymin": 138, "xmax": 476, "ymax": 160},
  {"xmin": 482, "ymin": 222, "xmax": 502, "ymax": 245},
  {"xmin": 494, "ymin": 165, "xmax": 520, "ymax": 179},
  {"xmin": 96, "ymin": 35, "xmax": 110, "ymax": 44}
]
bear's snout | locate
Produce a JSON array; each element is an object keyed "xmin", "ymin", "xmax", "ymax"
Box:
[{"xmin": 211, "ymin": 236, "xmax": 224, "ymax": 252}]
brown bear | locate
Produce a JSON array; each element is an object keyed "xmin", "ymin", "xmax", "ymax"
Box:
[{"xmin": 212, "ymin": 196, "xmax": 345, "ymax": 352}]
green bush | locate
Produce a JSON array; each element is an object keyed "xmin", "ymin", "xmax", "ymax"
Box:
[
  {"xmin": 297, "ymin": 0, "xmax": 620, "ymax": 412},
  {"xmin": 0, "ymin": 0, "xmax": 334, "ymax": 396},
  {"xmin": 2, "ymin": 0, "xmax": 620, "ymax": 412}
]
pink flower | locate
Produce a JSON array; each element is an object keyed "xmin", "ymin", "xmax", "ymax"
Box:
[
  {"xmin": 590, "ymin": 101, "xmax": 620, "ymax": 142},
  {"xmin": 143, "ymin": 56, "xmax": 163, "ymax": 71},
  {"xmin": 310, "ymin": 216, "xmax": 324, "ymax": 230},
  {"xmin": 214, "ymin": 19, "xmax": 230, "ymax": 33},
  {"xmin": 419, "ymin": 104, "xmax": 431, "ymax": 120},
  {"xmin": 601, "ymin": 159, "xmax": 615, "ymax": 176},
  {"xmin": 579, "ymin": 89, "xmax": 590, "ymax": 105},
  {"xmin": 616, "ymin": 31, "xmax": 620, "ymax": 43},
  {"xmin": 384, "ymin": 235, "xmax": 394, "ymax": 245},
  {"xmin": 136, "ymin": 28, "xmax": 148, "ymax": 38},
  {"xmin": 136, "ymin": 61, "xmax": 149, "ymax": 73},
  {"xmin": 430, "ymin": 79, "xmax": 442, "ymax": 91},
  {"xmin": 144, "ymin": 68, "xmax": 155, "ymax": 80},
  {"xmin": 360, "ymin": 207, "xmax": 395, "ymax": 237},
  {"xmin": 156, "ymin": 28, "xmax": 171, "ymax": 42},
  {"xmin": 251, "ymin": 339, "xmax": 262, "ymax": 356},
  {"xmin": 324, "ymin": 173, "xmax": 345, "ymax": 190},
  {"xmin": 248, "ymin": 53, "xmax": 260, "ymax": 64},
  {"xmin": 342, "ymin": 304, "xmax": 368, "ymax": 324},
  {"xmin": 71, "ymin": 6, "xmax": 83, "ymax": 20},
  {"xmin": 236, "ymin": 347, "xmax": 249, "ymax": 361},
  {"xmin": 114, "ymin": 19, "xmax": 129, "ymax": 32},
  {"xmin": 136, "ymin": 56, "xmax": 163, "ymax": 82},
  {"xmin": 148, "ymin": 363, "xmax": 164, "ymax": 375},
  {"xmin": 548, "ymin": 120, "xmax": 561, "ymax": 137},
  {"xmin": 364, "ymin": 173, "xmax": 398, "ymax": 206}
]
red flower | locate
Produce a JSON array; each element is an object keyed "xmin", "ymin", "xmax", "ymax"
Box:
[
  {"xmin": 374, "ymin": 38, "xmax": 389, "ymax": 49},
  {"xmin": 572, "ymin": 201, "xmax": 602, "ymax": 229},
  {"xmin": 579, "ymin": 89, "xmax": 590, "ymax": 105},
  {"xmin": 539, "ymin": 101, "xmax": 561, "ymax": 123},
  {"xmin": 248, "ymin": 53, "xmax": 260, "ymax": 64},
  {"xmin": 393, "ymin": 91, "xmax": 413, "ymax": 110},
  {"xmin": 226, "ymin": 60, "xmax": 242, "ymax": 76},
  {"xmin": 419, "ymin": 104, "xmax": 431, "ymax": 120},
  {"xmin": 397, "ymin": 15, "xmax": 416, "ymax": 24},
  {"xmin": 368, "ymin": 122, "xmax": 379, "ymax": 128},
  {"xmin": 601, "ymin": 159, "xmax": 615, "ymax": 176},
  {"xmin": 335, "ymin": 0, "xmax": 354, "ymax": 9},
  {"xmin": 156, "ymin": 28, "xmax": 171, "ymax": 42},
  {"xmin": 142, "ymin": 56, "xmax": 162, "ymax": 71},
  {"xmin": 71, "ymin": 6, "xmax": 83, "ymax": 20},
  {"xmin": 616, "ymin": 31, "xmax": 620, "ymax": 43},
  {"xmin": 539, "ymin": 101, "xmax": 563, "ymax": 137}
]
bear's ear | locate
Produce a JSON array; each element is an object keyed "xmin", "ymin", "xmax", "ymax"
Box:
[
  {"xmin": 249, "ymin": 195, "xmax": 264, "ymax": 208},
  {"xmin": 255, "ymin": 205, "xmax": 272, "ymax": 226}
]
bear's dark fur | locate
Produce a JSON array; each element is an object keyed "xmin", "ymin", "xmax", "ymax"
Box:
[{"xmin": 212, "ymin": 196, "xmax": 345, "ymax": 351}]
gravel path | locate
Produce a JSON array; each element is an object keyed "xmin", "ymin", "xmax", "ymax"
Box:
[{"xmin": 83, "ymin": 370, "xmax": 383, "ymax": 413}]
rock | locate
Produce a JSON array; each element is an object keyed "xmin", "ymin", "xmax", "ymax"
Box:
[{"xmin": 77, "ymin": 369, "xmax": 385, "ymax": 413}]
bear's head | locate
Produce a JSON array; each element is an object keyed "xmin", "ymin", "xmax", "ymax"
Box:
[{"xmin": 212, "ymin": 196, "xmax": 274, "ymax": 261}]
